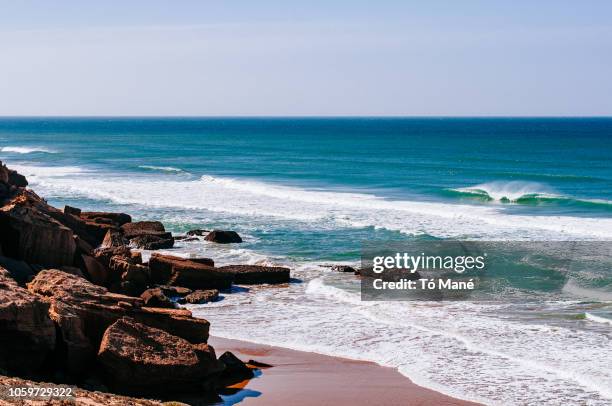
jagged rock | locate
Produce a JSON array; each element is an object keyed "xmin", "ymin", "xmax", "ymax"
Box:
[
  {"xmin": 0, "ymin": 190, "xmax": 77, "ymax": 267},
  {"xmin": 0, "ymin": 267, "xmax": 55, "ymax": 375},
  {"xmin": 179, "ymin": 289, "xmax": 219, "ymax": 304},
  {"xmin": 27, "ymin": 270, "xmax": 210, "ymax": 373},
  {"xmin": 0, "ymin": 255, "xmax": 37, "ymax": 284},
  {"xmin": 130, "ymin": 234, "xmax": 174, "ymax": 250},
  {"xmin": 81, "ymin": 211, "xmax": 132, "ymax": 227},
  {"xmin": 216, "ymin": 265, "xmax": 290, "ymax": 284},
  {"xmin": 121, "ymin": 221, "xmax": 166, "ymax": 239},
  {"xmin": 149, "ymin": 253, "xmax": 230, "ymax": 290},
  {"xmin": 204, "ymin": 230, "xmax": 242, "ymax": 244},
  {"xmin": 216, "ymin": 351, "xmax": 254, "ymax": 386},
  {"xmin": 141, "ymin": 288, "xmax": 175, "ymax": 308},
  {"xmin": 186, "ymin": 229, "xmax": 209, "ymax": 236},
  {"xmin": 331, "ymin": 265, "xmax": 358, "ymax": 273},
  {"xmin": 102, "ymin": 229, "xmax": 129, "ymax": 248},
  {"xmin": 93, "ymin": 245, "xmax": 132, "ymax": 269},
  {"xmin": 63, "ymin": 205, "xmax": 82, "ymax": 216},
  {"xmin": 109, "ymin": 256, "xmax": 150, "ymax": 296},
  {"xmin": 97, "ymin": 317, "xmax": 221, "ymax": 393}
]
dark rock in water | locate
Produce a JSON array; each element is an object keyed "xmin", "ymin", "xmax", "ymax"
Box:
[
  {"xmin": 149, "ymin": 253, "xmax": 228, "ymax": 290},
  {"xmin": 216, "ymin": 265, "xmax": 290, "ymax": 284},
  {"xmin": 174, "ymin": 235, "xmax": 199, "ymax": 242},
  {"xmin": 204, "ymin": 230, "xmax": 242, "ymax": 244},
  {"xmin": 27, "ymin": 270, "xmax": 211, "ymax": 373},
  {"xmin": 179, "ymin": 289, "xmax": 219, "ymax": 304},
  {"xmin": 130, "ymin": 234, "xmax": 174, "ymax": 250},
  {"xmin": 121, "ymin": 221, "xmax": 166, "ymax": 239},
  {"xmin": 217, "ymin": 351, "xmax": 254, "ymax": 386},
  {"xmin": 81, "ymin": 211, "xmax": 132, "ymax": 227},
  {"xmin": 97, "ymin": 317, "xmax": 221, "ymax": 393},
  {"xmin": 0, "ymin": 267, "xmax": 56, "ymax": 375},
  {"xmin": 141, "ymin": 288, "xmax": 175, "ymax": 308},
  {"xmin": 186, "ymin": 229, "xmax": 210, "ymax": 236},
  {"xmin": 331, "ymin": 265, "xmax": 358, "ymax": 273},
  {"xmin": 63, "ymin": 205, "xmax": 82, "ymax": 216}
]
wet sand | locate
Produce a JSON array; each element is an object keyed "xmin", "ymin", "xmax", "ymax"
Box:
[{"xmin": 209, "ymin": 336, "xmax": 481, "ymax": 406}]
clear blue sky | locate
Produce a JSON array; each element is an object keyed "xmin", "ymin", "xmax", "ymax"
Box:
[{"xmin": 0, "ymin": 0, "xmax": 610, "ymax": 116}]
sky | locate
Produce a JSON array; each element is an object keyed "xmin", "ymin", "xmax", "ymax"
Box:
[{"xmin": 0, "ymin": 0, "xmax": 611, "ymax": 116}]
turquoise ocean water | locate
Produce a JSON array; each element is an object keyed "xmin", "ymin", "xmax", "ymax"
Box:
[{"xmin": 1, "ymin": 118, "xmax": 611, "ymax": 404}]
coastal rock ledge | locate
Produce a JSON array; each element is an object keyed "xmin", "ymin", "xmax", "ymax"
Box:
[{"xmin": 0, "ymin": 161, "xmax": 275, "ymax": 403}]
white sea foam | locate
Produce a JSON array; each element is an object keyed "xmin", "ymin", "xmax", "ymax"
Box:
[
  {"xmin": 454, "ymin": 181, "xmax": 557, "ymax": 201},
  {"xmin": 585, "ymin": 312, "xmax": 612, "ymax": 325},
  {"xmin": 138, "ymin": 165, "xmax": 186, "ymax": 173},
  {"xmin": 15, "ymin": 164, "xmax": 612, "ymax": 240},
  {"xmin": 1, "ymin": 146, "xmax": 56, "ymax": 154},
  {"xmin": 193, "ymin": 271, "xmax": 612, "ymax": 405}
]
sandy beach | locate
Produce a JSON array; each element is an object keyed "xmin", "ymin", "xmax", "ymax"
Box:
[{"xmin": 209, "ymin": 336, "xmax": 481, "ymax": 406}]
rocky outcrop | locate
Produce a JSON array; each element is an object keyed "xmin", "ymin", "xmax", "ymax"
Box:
[
  {"xmin": 121, "ymin": 221, "xmax": 174, "ymax": 250},
  {"xmin": 97, "ymin": 317, "xmax": 221, "ymax": 393},
  {"xmin": 0, "ymin": 191, "xmax": 77, "ymax": 268},
  {"xmin": 179, "ymin": 289, "xmax": 219, "ymax": 304},
  {"xmin": 216, "ymin": 265, "xmax": 290, "ymax": 284},
  {"xmin": 216, "ymin": 351, "xmax": 255, "ymax": 386},
  {"xmin": 0, "ymin": 267, "xmax": 55, "ymax": 375},
  {"xmin": 80, "ymin": 211, "xmax": 132, "ymax": 227},
  {"xmin": 27, "ymin": 270, "xmax": 210, "ymax": 373},
  {"xmin": 149, "ymin": 253, "xmax": 230, "ymax": 290},
  {"xmin": 205, "ymin": 230, "xmax": 242, "ymax": 244},
  {"xmin": 141, "ymin": 287, "xmax": 175, "ymax": 308},
  {"xmin": 186, "ymin": 229, "xmax": 209, "ymax": 236}
]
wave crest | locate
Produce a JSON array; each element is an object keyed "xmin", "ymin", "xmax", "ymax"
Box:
[{"xmin": 1, "ymin": 146, "xmax": 56, "ymax": 154}]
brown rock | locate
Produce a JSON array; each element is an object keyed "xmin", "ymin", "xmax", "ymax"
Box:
[
  {"xmin": 102, "ymin": 229, "xmax": 128, "ymax": 248},
  {"xmin": 121, "ymin": 221, "xmax": 166, "ymax": 239},
  {"xmin": 97, "ymin": 317, "xmax": 221, "ymax": 393},
  {"xmin": 149, "ymin": 253, "xmax": 228, "ymax": 290},
  {"xmin": 204, "ymin": 230, "xmax": 242, "ymax": 244},
  {"xmin": 63, "ymin": 205, "xmax": 82, "ymax": 216},
  {"xmin": 0, "ymin": 190, "xmax": 77, "ymax": 267},
  {"xmin": 216, "ymin": 265, "xmax": 290, "ymax": 284},
  {"xmin": 0, "ymin": 267, "xmax": 55, "ymax": 375},
  {"xmin": 27, "ymin": 270, "xmax": 210, "ymax": 373},
  {"xmin": 130, "ymin": 234, "xmax": 174, "ymax": 250},
  {"xmin": 216, "ymin": 351, "xmax": 254, "ymax": 386},
  {"xmin": 80, "ymin": 211, "xmax": 132, "ymax": 227},
  {"xmin": 180, "ymin": 289, "xmax": 219, "ymax": 304},
  {"xmin": 141, "ymin": 288, "xmax": 175, "ymax": 308},
  {"xmin": 157, "ymin": 285, "xmax": 192, "ymax": 298}
]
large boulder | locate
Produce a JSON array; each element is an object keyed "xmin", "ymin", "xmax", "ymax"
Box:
[
  {"xmin": 27, "ymin": 270, "xmax": 210, "ymax": 373},
  {"xmin": 130, "ymin": 234, "xmax": 174, "ymax": 250},
  {"xmin": 97, "ymin": 317, "xmax": 221, "ymax": 393},
  {"xmin": 179, "ymin": 289, "xmax": 219, "ymax": 305},
  {"xmin": 205, "ymin": 230, "xmax": 242, "ymax": 244},
  {"xmin": 0, "ymin": 267, "xmax": 56, "ymax": 375},
  {"xmin": 141, "ymin": 288, "xmax": 175, "ymax": 308},
  {"xmin": 149, "ymin": 253, "xmax": 229, "ymax": 290},
  {"xmin": 216, "ymin": 265, "xmax": 290, "ymax": 284},
  {"xmin": 121, "ymin": 221, "xmax": 166, "ymax": 239},
  {"xmin": 80, "ymin": 211, "xmax": 132, "ymax": 227},
  {"xmin": 0, "ymin": 190, "xmax": 77, "ymax": 267}
]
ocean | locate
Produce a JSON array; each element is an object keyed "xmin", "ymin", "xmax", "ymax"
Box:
[{"xmin": 1, "ymin": 117, "xmax": 611, "ymax": 404}]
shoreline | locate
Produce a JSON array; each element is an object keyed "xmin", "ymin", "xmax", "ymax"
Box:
[{"xmin": 209, "ymin": 336, "xmax": 481, "ymax": 406}]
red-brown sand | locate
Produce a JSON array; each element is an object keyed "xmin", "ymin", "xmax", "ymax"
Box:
[{"xmin": 209, "ymin": 336, "xmax": 481, "ymax": 406}]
